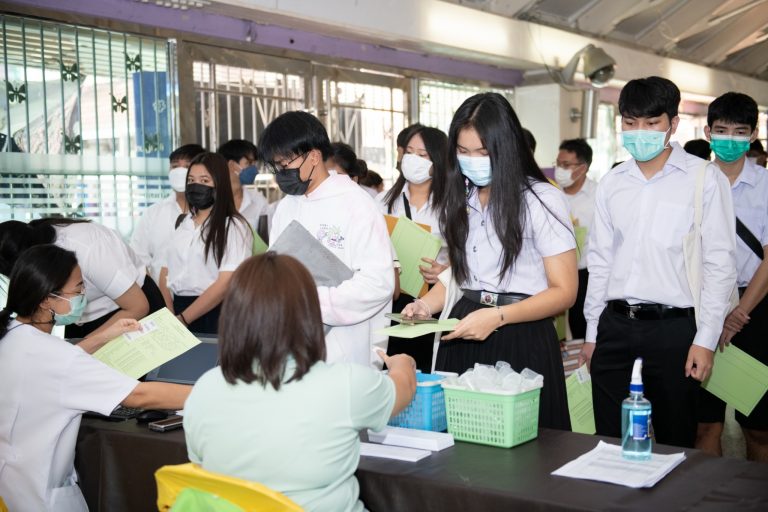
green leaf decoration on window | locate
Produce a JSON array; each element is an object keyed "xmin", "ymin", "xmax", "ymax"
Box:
[
  {"xmin": 143, "ymin": 133, "xmax": 164, "ymax": 154},
  {"xmin": 125, "ymin": 52, "xmax": 142, "ymax": 72},
  {"xmin": 111, "ymin": 94, "xmax": 128, "ymax": 113},
  {"xmin": 61, "ymin": 62, "xmax": 81, "ymax": 82},
  {"xmin": 64, "ymin": 133, "xmax": 81, "ymax": 154},
  {"xmin": 6, "ymin": 80, "xmax": 26, "ymax": 104}
]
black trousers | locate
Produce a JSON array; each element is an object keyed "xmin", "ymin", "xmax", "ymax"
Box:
[
  {"xmin": 65, "ymin": 276, "xmax": 165, "ymax": 338},
  {"xmin": 568, "ymin": 268, "xmax": 589, "ymax": 339},
  {"xmin": 591, "ymin": 308, "xmax": 699, "ymax": 448}
]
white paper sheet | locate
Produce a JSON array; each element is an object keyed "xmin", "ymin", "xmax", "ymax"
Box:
[{"xmin": 359, "ymin": 442, "xmax": 431, "ymax": 462}]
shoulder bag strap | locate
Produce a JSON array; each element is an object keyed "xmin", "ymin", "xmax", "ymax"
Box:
[{"xmin": 736, "ymin": 217, "xmax": 764, "ymax": 260}]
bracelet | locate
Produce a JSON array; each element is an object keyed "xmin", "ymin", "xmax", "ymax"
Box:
[
  {"xmin": 496, "ymin": 306, "xmax": 505, "ymax": 326},
  {"xmin": 178, "ymin": 312, "xmax": 189, "ymax": 326},
  {"xmin": 414, "ymin": 298, "xmax": 431, "ymax": 318}
]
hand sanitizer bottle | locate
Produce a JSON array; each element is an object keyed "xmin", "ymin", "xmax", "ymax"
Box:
[{"xmin": 621, "ymin": 357, "xmax": 652, "ymax": 461}]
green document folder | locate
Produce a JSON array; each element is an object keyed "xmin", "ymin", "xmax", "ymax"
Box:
[
  {"xmin": 566, "ymin": 365, "xmax": 596, "ymax": 434},
  {"xmin": 252, "ymin": 230, "xmax": 268, "ymax": 255},
  {"xmin": 702, "ymin": 344, "xmax": 768, "ymax": 416},
  {"xmin": 92, "ymin": 308, "xmax": 201, "ymax": 379},
  {"xmin": 376, "ymin": 318, "xmax": 460, "ymax": 339},
  {"xmin": 390, "ymin": 216, "xmax": 442, "ymax": 298},
  {"xmin": 574, "ymin": 226, "xmax": 588, "ymax": 261}
]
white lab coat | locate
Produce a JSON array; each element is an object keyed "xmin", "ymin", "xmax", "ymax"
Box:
[{"xmin": 0, "ymin": 322, "xmax": 136, "ymax": 511}]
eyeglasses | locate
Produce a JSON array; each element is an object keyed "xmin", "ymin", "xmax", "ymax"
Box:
[
  {"xmin": 266, "ymin": 152, "xmax": 309, "ymax": 175},
  {"xmin": 51, "ymin": 284, "xmax": 86, "ymax": 299}
]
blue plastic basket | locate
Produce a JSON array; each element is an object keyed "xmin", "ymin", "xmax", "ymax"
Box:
[{"xmin": 388, "ymin": 373, "xmax": 447, "ymax": 432}]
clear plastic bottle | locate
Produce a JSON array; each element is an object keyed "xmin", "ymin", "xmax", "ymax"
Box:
[{"xmin": 621, "ymin": 357, "xmax": 652, "ymax": 460}]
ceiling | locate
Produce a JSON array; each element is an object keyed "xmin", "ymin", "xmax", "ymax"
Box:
[{"xmin": 445, "ymin": 0, "xmax": 768, "ymax": 80}]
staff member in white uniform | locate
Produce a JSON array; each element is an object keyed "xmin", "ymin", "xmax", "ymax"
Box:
[
  {"xmin": 0, "ymin": 218, "xmax": 162, "ymax": 339},
  {"xmin": 258, "ymin": 111, "xmax": 394, "ymax": 366},
  {"xmin": 0, "ymin": 244, "xmax": 190, "ymax": 512},
  {"xmin": 403, "ymin": 93, "xmax": 577, "ymax": 430},
  {"xmin": 217, "ymin": 139, "xmax": 270, "ymax": 239},
  {"xmin": 160, "ymin": 152, "xmax": 252, "ymax": 335},
  {"xmin": 554, "ymin": 138, "xmax": 597, "ymax": 339},
  {"xmin": 580, "ymin": 77, "xmax": 736, "ymax": 448},
  {"xmin": 377, "ymin": 125, "xmax": 450, "ymax": 372},
  {"xmin": 131, "ymin": 144, "xmax": 205, "ymax": 282}
]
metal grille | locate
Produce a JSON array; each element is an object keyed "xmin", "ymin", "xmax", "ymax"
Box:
[{"xmin": 418, "ymin": 80, "xmax": 514, "ymax": 134}]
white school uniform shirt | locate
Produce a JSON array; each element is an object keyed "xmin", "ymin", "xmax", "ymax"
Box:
[
  {"xmin": 164, "ymin": 216, "xmax": 253, "ymax": 296},
  {"xmin": 130, "ymin": 194, "xmax": 183, "ymax": 283},
  {"xmin": 563, "ymin": 178, "xmax": 597, "ymax": 270},
  {"xmin": 463, "ymin": 180, "xmax": 575, "ymax": 293},
  {"xmin": 239, "ymin": 188, "xmax": 270, "ymax": 230},
  {"xmin": 376, "ymin": 185, "xmax": 449, "ymax": 265},
  {"xmin": 728, "ymin": 158, "xmax": 768, "ymax": 287},
  {"xmin": 0, "ymin": 322, "xmax": 137, "ymax": 512},
  {"xmin": 270, "ymin": 173, "xmax": 394, "ymax": 366},
  {"xmin": 584, "ymin": 142, "xmax": 737, "ymax": 350},
  {"xmin": 54, "ymin": 223, "xmax": 146, "ymax": 324}
]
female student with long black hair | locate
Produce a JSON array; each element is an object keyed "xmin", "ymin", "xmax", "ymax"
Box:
[
  {"xmin": 379, "ymin": 125, "xmax": 450, "ymax": 372},
  {"xmin": 402, "ymin": 93, "xmax": 577, "ymax": 429},
  {"xmin": 0, "ymin": 218, "xmax": 163, "ymax": 338},
  {"xmin": 159, "ymin": 152, "xmax": 252, "ymax": 334},
  {"xmin": 0, "ymin": 244, "xmax": 190, "ymax": 511}
]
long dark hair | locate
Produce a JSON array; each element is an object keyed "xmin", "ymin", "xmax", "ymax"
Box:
[
  {"xmin": 218, "ymin": 252, "xmax": 326, "ymax": 390},
  {"xmin": 441, "ymin": 92, "xmax": 549, "ymax": 285},
  {"xmin": 384, "ymin": 126, "xmax": 449, "ymax": 213},
  {"xmin": 0, "ymin": 218, "xmax": 87, "ymax": 276},
  {"xmin": 186, "ymin": 152, "xmax": 248, "ymax": 266},
  {"xmin": 0, "ymin": 244, "xmax": 78, "ymax": 339}
]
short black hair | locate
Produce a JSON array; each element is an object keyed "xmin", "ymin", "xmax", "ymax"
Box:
[
  {"xmin": 750, "ymin": 140, "xmax": 765, "ymax": 153},
  {"xmin": 522, "ymin": 128, "xmax": 537, "ymax": 152},
  {"xmin": 619, "ymin": 76, "xmax": 680, "ymax": 120},
  {"xmin": 217, "ymin": 139, "xmax": 258, "ymax": 163},
  {"xmin": 169, "ymin": 144, "xmax": 205, "ymax": 164},
  {"xmin": 707, "ymin": 92, "xmax": 758, "ymax": 130},
  {"xmin": 359, "ymin": 169, "xmax": 383, "ymax": 188},
  {"xmin": 328, "ymin": 142, "xmax": 359, "ymax": 176},
  {"xmin": 683, "ymin": 139, "xmax": 711, "ymax": 160},
  {"xmin": 257, "ymin": 111, "xmax": 333, "ymax": 165},
  {"xmin": 397, "ymin": 123, "xmax": 424, "ymax": 149},
  {"xmin": 558, "ymin": 138, "xmax": 592, "ymax": 166}
]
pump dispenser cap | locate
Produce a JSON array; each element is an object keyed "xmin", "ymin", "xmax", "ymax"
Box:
[{"xmin": 630, "ymin": 357, "xmax": 643, "ymax": 393}]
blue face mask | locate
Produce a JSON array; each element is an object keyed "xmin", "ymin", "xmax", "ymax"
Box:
[
  {"xmin": 239, "ymin": 164, "xmax": 258, "ymax": 185},
  {"xmin": 621, "ymin": 129, "xmax": 670, "ymax": 162},
  {"xmin": 458, "ymin": 154, "xmax": 492, "ymax": 187},
  {"xmin": 50, "ymin": 293, "xmax": 88, "ymax": 326}
]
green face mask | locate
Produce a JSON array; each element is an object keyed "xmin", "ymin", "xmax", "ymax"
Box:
[{"xmin": 710, "ymin": 135, "xmax": 751, "ymax": 163}]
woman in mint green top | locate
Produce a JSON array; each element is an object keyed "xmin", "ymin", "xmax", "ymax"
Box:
[{"xmin": 183, "ymin": 252, "xmax": 417, "ymax": 512}]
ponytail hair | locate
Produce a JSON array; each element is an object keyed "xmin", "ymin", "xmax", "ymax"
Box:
[
  {"xmin": 0, "ymin": 219, "xmax": 63, "ymax": 276},
  {"xmin": 0, "ymin": 244, "xmax": 78, "ymax": 340}
]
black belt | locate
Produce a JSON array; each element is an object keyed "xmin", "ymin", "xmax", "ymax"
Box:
[
  {"xmin": 462, "ymin": 290, "xmax": 530, "ymax": 307},
  {"xmin": 607, "ymin": 300, "xmax": 695, "ymax": 320}
]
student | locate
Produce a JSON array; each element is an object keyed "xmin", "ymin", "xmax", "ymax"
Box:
[
  {"xmin": 554, "ymin": 138, "xmax": 597, "ymax": 339},
  {"xmin": 159, "ymin": 152, "xmax": 253, "ymax": 335},
  {"xmin": 326, "ymin": 142, "xmax": 368, "ymax": 183},
  {"xmin": 378, "ymin": 125, "xmax": 450, "ymax": 371},
  {"xmin": 396, "ymin": 123, "xmax": 424, "ymax": 171},
  {"xmin": 359, "ymin": 169, "xmax": 384, "ymax": 198},
  {"xmin": 258, "ymin": 111, "xmax": 394, "ymax": 365},
  {"xmin": 579, "ymin": 76, "xmax": 737, "ymax": 448},
  {"xmin": 748, "ymin": 140, "xmax": 767, "ymax": 168},
  {"xmin": 697, "ymin": 92, "xmax": 768, "ymax": 461},
  {"xmin": 0, "ymin": 244, "xmax": 190, "ymax": 512},
  {"xmin": 131, "ymin": 144, "xmax": 205, "ymax": 282},
  {"xmin": 183, "ymin": 253, "xmax": 416, "ymax": 511},
  {"xmin": 684, "ymin": 139, "xmax": 712, "ymax": 161},
  {"xmin": 217, "ymin": 139, "xmax": 270, "ymax": 230},
  {"xmin": 0, "ymin": 218, "xmax": 161, "ymax": 338},
  {"xmin": 402, "ymin": 93, "xmax": 576, "ymax": 430}
]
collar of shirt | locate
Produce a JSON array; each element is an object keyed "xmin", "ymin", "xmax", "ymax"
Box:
[
  {"xmin": 618, "ymin": 141, "xmax": 690, "ymax": 181},
  {"xmin": 732, "ymin": 158, "xmax": 760, "ymax": 190},
  {"xmin": 401, "ymin": 184, "xmax": 433, "ymax": 214}
]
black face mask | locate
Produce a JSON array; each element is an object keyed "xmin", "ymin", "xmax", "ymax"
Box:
[
  {"xmin": 275, "ymin": 156, "xmax": 315, "ymax": 196},
  {"xmin": 186, "ymin": 183, "xmax": 215, "ymax": 210}
]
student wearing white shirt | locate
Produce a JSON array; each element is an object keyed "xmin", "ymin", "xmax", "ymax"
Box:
[
  {"xmin": 697, "ymin": 92, "xmax": 768, "ymax": 461},
  {"xmin": 376, "ymin": 125, "xmax": 450, "ymax": 372},
  {"xmin": 0, "ymin": 244, "xmax": 190, "ymax": 512},
  {"xmin": 579, "ymin": 77, "xmax": 737, "ymax": 448},
  {"xmin": 258, "ymin": 111, "xmax": 394, "ymax": 366},
  {"xmin": 326, "ymin": 142, "xmax": 368, "ymax": 183},
  {"xmin": 131, "ymin": 144, "xmax": 205, "ymax": 282},
  {"xmin": 217, "ymin": 139, "xmax": 270, "ymax": 239},
  {"xmin": 554, "ymin": 138, "xmax": 597, "ymax": 340},
  {"xmin": 402, "ymin": 93, "xmax": 577, "ymax": 429},
  {"xmin": 160, "ymin": 153, "xmax": 253, "ymax": 335},
  {"xmin": 359, "ymin": 169, "xmax": 384, "ymax": 199},
  {"xmin": 0, "ymin": 218, "xmax": 162, "ymax": 338}
]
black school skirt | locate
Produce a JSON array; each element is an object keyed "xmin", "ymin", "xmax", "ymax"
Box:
[
  {"xmin": 435, "ymin": 296, "xmax": 571, "ymax": 431},
  {"xmin": 173, "ymin": 295, "xmax": 221, "ymax": 335},
  {"xmin": 386, "ymin": 293, "xmax": 436, "ymax": 373}
]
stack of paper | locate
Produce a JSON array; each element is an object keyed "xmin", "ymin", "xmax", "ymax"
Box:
[
  {"xmin": 359, "ymin": 443, "xmax": 431, "ymax": 462},
  {"xmin": 376, "ymin": 319, "xmax": 459, "ymax": 339},
  {"xmin": 561, "ymin": 339, "xmax": 584, "ymax": 376},
  {"xmin": 551, "ymin": 441, "xmax": 686, "ymax": 488},
  {"xmin": 565, "ymin": 364, "xmax": 596, "ymax": 435},
  {"xmin": 368, "ymin": 426, "xmax": 454, "ymax": 451}
]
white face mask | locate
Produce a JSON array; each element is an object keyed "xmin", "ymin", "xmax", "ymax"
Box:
[
  {"xmin": 168, "ymin": 166, "xmax": 187, "ymax": 192},
  {"xmin": 400, "ymin": 153, "xmax": 433, "ymax": 184},
  {"xmin": 554, "ymin": 167, "xmax": 576, "ymax": 188}
]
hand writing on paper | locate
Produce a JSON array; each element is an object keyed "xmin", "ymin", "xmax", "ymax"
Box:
[
  {"xmin": 441, "ymin": 308, "xmax": 500, "ymax": 342},
  {"xmin": 418, "ymin": 258, "xmax": 448, "ymax": 285},
  {"xmin": 685, "ymin": 345, "xmax": 714, "ymax": 382},
  {"xmin": 578, "ymin": 342, "xmax": 596, "ymax": 372}
]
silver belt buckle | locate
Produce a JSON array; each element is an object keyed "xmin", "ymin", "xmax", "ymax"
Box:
[
  {"xmin": 480, "ymin": 291, "xmax": 498, "ymax": 306},
  {"xmin": 628, "ymin": 305, "xmax": 638, "ymax": 320}
]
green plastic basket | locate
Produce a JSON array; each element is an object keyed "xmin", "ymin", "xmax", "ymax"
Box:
[{"xmin": 442, "ymin": 385, "xmax": 540, "ymax": 448}]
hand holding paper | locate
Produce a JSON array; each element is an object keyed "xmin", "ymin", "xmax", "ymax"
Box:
[{"xmin": 377, "ymin": 319, "xmax": 459, "ymax": 339}]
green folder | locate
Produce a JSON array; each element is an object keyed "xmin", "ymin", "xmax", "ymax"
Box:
[
  {"xmin": 702, "ymin": 344, "xmax": 768, "ymax": 416},
  {"xmin": 252, "ymin": 230, "xmax": 268, "ymax": 255},
  {"xmin": 376, "ymin": 318, "xmax": 459, "ymax": 339},
  {"xmin": 566, "ymin": 365, "xmax": 596, "ymax": 435},
  {"xmin": 390, "ymin": 216, "xmax": 442, "ymax": 298},
  {"xmin": 574, "ymin": 226, "xmax": 588, "ymax": 261}
]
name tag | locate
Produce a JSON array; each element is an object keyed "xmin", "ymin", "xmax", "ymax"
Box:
[{"xmin": 480, "ymin": 292, "xmax": 498, "ymax": 306}]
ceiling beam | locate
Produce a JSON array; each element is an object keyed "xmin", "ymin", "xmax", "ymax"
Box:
[
  {"xmin": 722, "ymin": 38, "xmax": 768, "ymax": 75},
  {"xmin": 634, "ymin": 0, "xmax": 721, "ymax": 50},
  {"xmin": 575, "ymin": 0, "xmax": 655, "ymax": 35},
  {"xmin": 684, "ymin": 3, "xmax": 768, "ymax": 64}
]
